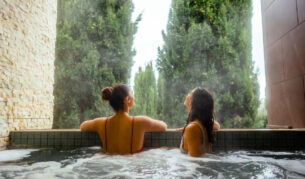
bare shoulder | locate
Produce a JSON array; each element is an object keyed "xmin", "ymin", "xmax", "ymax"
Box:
[
  {"xmin": 94, "ymin": 117, "xmax": 107, "ymax": 122},
  {"xmin": 185, "ymin": 123, "xmax": 202, "ymax": 135},
  {"xmin": 87, "ymin": 117, "xmax": 106, "ymax": 124},
  {"xmin": 80, "ymin": 117, "xmax": 107, "ymax": 131},
  {"xmin": 134, "ymin": 115, "xmax": 152, "ymax": 120},
  {"xmin": 133, "ymin": 115, "xmax": 167, "ymax": 132},
  {"xmin": 133, "ymin": 115, "xmax": 153, "ymax": 124}
]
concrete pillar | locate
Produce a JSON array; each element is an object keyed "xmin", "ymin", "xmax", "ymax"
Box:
[
  {"xmin": 261, "ymin": 0, "xmax": 305, "ymax": 128},
  {"xmin": 0, "ymin": 0, "xmax": 57, "ymax": 149}
]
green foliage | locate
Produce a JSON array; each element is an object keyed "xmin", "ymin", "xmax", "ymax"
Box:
[
  {"xmin": 53, "ymin": 0, "xmax": 139, "ymax": 128},
  {"xmin": 131, "ymin": 62, "xmax": 158, "ymax": 118},
  {"xmin": 157, "ymin": 0, "xmax": 260, "ymax": 128},
  {"xmin": 156, "ymin": 73, "xmax": 166, "ymax": 121},
  {"xmin": 251, "ymin": 101, "xmax": 267, "ymax": 128}
]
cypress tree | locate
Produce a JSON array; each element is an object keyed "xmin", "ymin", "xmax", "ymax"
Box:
[
  {"xmin": 132, "ymin": 62, "xmax": 157, "ymax": 119},
  {"xmin": 53, "ymin": 0, "xmax": 140, "ymax": 128},
  {"xmin": 157, "ymin": 0, "xmax": 260, "ymax": 128}
]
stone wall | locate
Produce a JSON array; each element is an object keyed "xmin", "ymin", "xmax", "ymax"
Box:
[
  {"xmin": 0, "ymin": 0, "xmax": 57, "ymax": 149},
  {"xmin": 261, "ymin": 0, "xmax": 305, "ymax": 128}
]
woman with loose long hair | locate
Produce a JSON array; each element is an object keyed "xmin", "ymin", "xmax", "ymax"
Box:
[
  {"xmin": 80, "ymin": 84, "xmax": 167, "ymax": 154},
  {"xmin": 179, "ymin": 88, "xmax": 220, "ymax": 157}
]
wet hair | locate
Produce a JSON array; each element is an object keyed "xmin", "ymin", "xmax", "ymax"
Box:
[
  {"xmin": 101, "ymin": 84, "xmax": 130, "ymax": 112},
  {"xmin": 183, "ymin": 88, "xmax": 215, "ymax": 143}
]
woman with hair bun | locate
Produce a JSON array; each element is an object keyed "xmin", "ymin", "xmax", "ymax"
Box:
[
  {"xmin": 80, "ymin": 84, "xmax": 167, "ymax": 154},
  {"xmin": 179, "ymin": 88, "xmax": 220, "ymax": 157}
]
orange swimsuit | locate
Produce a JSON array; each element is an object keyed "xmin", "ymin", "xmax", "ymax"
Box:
[{"xmin": 180, "ymin": 121, "xmax": 206, "ymax": 154}]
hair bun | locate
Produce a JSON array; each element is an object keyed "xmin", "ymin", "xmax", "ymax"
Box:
[{"xmin": 101, "ymin": 87, "xmax": 113, "ymax": 101}]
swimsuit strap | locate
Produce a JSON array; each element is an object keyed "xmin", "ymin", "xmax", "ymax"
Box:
[
  {"xmin": 190, "ymin": 121, "xmax": 205, "ymax": 136},
  {"xmin": 180, "ymin": 121, "xmax": 206, "ymax": 154},
  {"xmin": 130, "ymin": 117, "xmax": 134, "ymax": 154},
  {"xmin": 190, "ymin": 121, "xmax": 206, "ymax": 153},
  {"xmin": 105, "ymin": 117, "xmax": 108, "ymax": 152}
]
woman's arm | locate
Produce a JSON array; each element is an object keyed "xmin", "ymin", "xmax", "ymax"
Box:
[
  {"xmin": 149, "ymin": 119, "xmax": 167, "ymax": 131},
  {"xmin": 80, "ymin": 118, "xmax": 102, "ymax": 131},
  {"xmin": 213, "ymin": 121, "xmax": 220, "ymax": 130},
  {"xmin": 175, "ymin": 127, "xmax": 184, "ymax": 132},
  {"xmin": 138, "ymin": 116, "xmax": 167, "ymax": 132}
]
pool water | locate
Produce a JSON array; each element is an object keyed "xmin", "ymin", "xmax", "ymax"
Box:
[{"xmin": 0, "ymin": 147, "xmax": 305, "ymax": 178}]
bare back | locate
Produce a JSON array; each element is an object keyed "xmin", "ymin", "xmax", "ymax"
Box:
[{"xmin": 81, "ymin": 113, "xmax": 167, "ymax": 154}]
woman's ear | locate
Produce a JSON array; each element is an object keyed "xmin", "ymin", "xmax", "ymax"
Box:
[{"xmin": 124, "ymin": 96, "xmax": 129, "ymax": 104}]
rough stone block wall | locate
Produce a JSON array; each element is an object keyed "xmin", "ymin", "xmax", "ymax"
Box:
[
  {"xmin": 261, "ymin": 0, "xmax": 305, "ymax": 128},
  {"xmin": 0, "ymin": 0, "xmax": 57, "ymax": 149}
]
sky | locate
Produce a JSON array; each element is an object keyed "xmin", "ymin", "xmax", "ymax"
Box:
[
  {"xmin": 131, "ymin": 0, "xmax": 266, "ymax": 101},
  {"xmin": 251, "ymin": 0, "xmax": 266, "ymax": 101},
  {"xmin": 130, "ymin": 0, "xmax": 171, "ymax": 87}
]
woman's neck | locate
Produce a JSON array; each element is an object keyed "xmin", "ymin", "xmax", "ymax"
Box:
[{"xmin": 116, "ymin": 110, "xmax": 129, "ymax": 116}]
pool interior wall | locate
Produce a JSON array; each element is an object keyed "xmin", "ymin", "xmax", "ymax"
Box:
[{"xmin": 8, "ymin": 129, "xmax": 305, "ymax": 151}]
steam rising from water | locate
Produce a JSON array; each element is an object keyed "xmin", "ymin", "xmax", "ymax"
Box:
[
  {"xmin": 0, "ymin": 149, "xmax": 38, "ymax": 162},
  {"xmin": 0, "ymin": 147, "xmax": 305, "ymax": 178}
]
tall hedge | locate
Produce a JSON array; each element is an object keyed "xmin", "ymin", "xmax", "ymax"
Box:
[
  {"xmin": 157, "ymin": 0, "xmax": 260, "ymax": 128},
  {"xmin": 53, "ymin": 0, "xmax": 139, "ymax": 128},
  {"xmin": 131, "ymin": 62, "xmax": 158, "ymax": 119}
]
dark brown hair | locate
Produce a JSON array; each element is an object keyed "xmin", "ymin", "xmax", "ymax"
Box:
[
  {"xmin": 101, "ymin": 84, "xmax": 130, "ymax": 112},
  {"xmin": 183, "ymin": 88, "xmax": 215, "ymax": 143}
]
